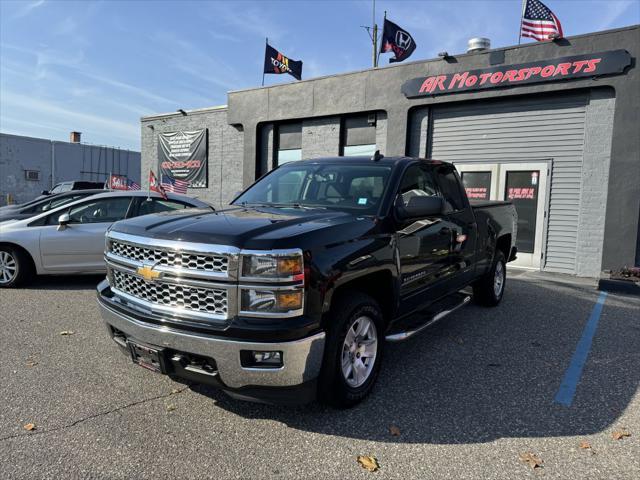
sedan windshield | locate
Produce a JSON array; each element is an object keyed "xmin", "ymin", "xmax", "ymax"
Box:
[{"xmin": 234, "ymin": 163, "xmax": 392, "ymax": 215}]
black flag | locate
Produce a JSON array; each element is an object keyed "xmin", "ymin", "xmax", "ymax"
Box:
[
  {"xmin": 263, "ymin": 43, "xmax": 303, "ymax": 80},
  {"xmin": 380, "ymin": 18, "xmax": 416, "ymax": 63}
]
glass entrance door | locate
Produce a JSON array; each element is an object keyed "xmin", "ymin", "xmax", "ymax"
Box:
[{"xmin": 455, "ymin": 162, "xmax": 549, "ymax": 270}]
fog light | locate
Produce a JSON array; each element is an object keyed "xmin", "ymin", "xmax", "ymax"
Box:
[{"xmin": 240, "ymin": 350, "xmax": 283, "ymax": 368}]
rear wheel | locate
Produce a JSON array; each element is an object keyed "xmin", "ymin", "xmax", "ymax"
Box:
[
  {"xmin": 0, "ymin": 247, "xmax": 34, "ymax": 288},
  {"xmin": 473, "ymin": 250, "xmax": 506, "ymax": 306},
  {"xmin": 318, "ymin": 293, "xmax": 384, "ymax": 408}
]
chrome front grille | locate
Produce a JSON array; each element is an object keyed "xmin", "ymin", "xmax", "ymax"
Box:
[
  {"xmin": 110, "ymin": 240, "xmax": 228, "ymax": 274},
  {"xmin": 112, "ymin": 270, "xmax": 228, "ymax": 317}
]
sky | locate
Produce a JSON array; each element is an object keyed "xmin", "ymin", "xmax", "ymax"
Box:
[{"xmin": 1, "ymin": 0, "xmax": 638, "ymax": 151}]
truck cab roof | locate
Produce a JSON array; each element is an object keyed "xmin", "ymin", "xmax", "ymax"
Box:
[{"xmin": 283, "ymin": 156, "xmax": 452, "ymax": 169}]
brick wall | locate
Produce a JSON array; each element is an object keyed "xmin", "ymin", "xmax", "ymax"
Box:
[{"xmin": 141, "ymin": 108, "xmax": 244, "ymax": 209}]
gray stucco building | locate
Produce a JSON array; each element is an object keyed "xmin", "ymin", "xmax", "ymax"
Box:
[
  {"xmin": 0, "ymin": 132, "xmax": 141, "ymax": 206},
  {"xmin": 141, "ymin": 25, "xmax": 640, "ymax": 277}
]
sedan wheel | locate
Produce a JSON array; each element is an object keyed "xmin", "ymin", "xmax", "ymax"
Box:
[{"xmin": 0, "ymin": 250, "xmax": 18, "ymax": 285}]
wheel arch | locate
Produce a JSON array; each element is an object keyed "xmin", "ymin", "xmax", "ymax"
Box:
[
  {"xmin": 324, "ymin": 269, "xmax": 397, "ymax": 327},
  {"xmin": 0, "ymin": 242, "xmax": 38, "ymax": 274}
]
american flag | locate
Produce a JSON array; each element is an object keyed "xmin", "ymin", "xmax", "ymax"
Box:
[
  {"xmin": 128, "ymin": 180, "xmax": 141, "ymax": 190},
  {"xmin": 161, "ymin": 175, "xmax": 188, "ymax": 194},
  {"xmin": 521, "ymin": 0, "xmax": 563, "ymax": 42}
]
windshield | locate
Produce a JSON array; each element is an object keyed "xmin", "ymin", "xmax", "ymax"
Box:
[{"xmin": 234, "ymin": 163, "xmax": 392, "ymax": 215}]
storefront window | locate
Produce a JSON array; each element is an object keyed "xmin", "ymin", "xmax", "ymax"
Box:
[
  {"xmin": 505, "ymin": 170, "xmax": 539, "ymax": 253},
  {"xmin": 461, "ymin": 171, "xmax": 492, "ymax": 200},
  {"xmin": 342, "ymin": 114, "xmax": 377, "ymax": 157},
  {"xmin": 277, "ymin": 148, "xmax": 302, "ymax": 165},
  {"xmin": 276, "ymin": 122, "xmax": 302, "ymax": 167},
  {"xmin": 343, "ymin": 144, "xmax": 376, "ymax": 156}
]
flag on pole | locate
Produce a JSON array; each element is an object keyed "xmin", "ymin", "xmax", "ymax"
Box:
[
  {"xmin": 520, "ymin": 0, "xmax": 563, "ymax": 41},
  {"xmin": 128, "ymin": 180, "xmax": 141, "ymax": 191},
  {"xmin": 161, "ymin": 175, "xmax": 188, "ymax": 194},
  {"xmin": 263, "ymin": 43, "xmax": 303, "ymax": 80},
  {"xmin": 149, "ymin": 170, "xmax": 167, "ymax": 199},
  {"xmin": 379, "ymin": 18, "xmax": 416, "ymax": 63}
]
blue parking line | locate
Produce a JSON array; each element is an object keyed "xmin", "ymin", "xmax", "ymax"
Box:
[{"xmin": 554, "ymin": 291, "xmax": 608, "ymax": 407}]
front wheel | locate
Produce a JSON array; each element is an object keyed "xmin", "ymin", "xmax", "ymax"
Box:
[
  {"xmin": 0, "ymin": 247, "xmax": 33, "ymax": 288},
  {"xmin": 473, "ymin": 250, "xmax": 506, "ymax": 306},
  {"xmin": 318, "ymin": 293, "xmax": 384, "ymax": 408}
]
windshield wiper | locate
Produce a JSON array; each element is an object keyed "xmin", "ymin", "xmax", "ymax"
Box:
[{"xmin": 239, "ymin": 202, "xmax": 325, "ymax": 210}]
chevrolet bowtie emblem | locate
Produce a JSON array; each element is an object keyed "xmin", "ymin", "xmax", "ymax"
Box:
[{"xmin": 137, "ymin": 265, "xmax": 161, "ymax": 282}]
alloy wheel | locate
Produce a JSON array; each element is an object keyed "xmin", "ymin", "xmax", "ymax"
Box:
[
  {"xmin": 0, "ymin": 251, "xmax": 17, "ymax": 285},
  {"xmin": 493, "ymin": 261, "xmax": 505, "ymax": 298},
  {"xmin": 341, "ymin": 315, "xmax": 378, "ymax": 388}
]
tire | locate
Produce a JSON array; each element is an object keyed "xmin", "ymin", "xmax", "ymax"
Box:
[
  {"xmin": 318, "ymin": 292, "xmax": 384, "ymax": 408},
  {"xmin": 0, "ymin": 246, "xmax": 34, "ymax": 288},
  {"xmin": 473, "ymin": 250, "xmax": 506, "ymax": 307}
]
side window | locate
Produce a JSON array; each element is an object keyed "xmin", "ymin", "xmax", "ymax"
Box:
[
  {"xmin": 67, "ymin": 197, "xmax": 132, "ymax": 224},
  {"xmin": 436, "ymin": 166, "xmax": 466, "ymax": 212},
  {"xmin": 398, "ymin": 165, "xmax": 439, "ymax": 205},
  {"xmin": 138, "ymin": 199, "xmax": 187, "ymax": 216}
]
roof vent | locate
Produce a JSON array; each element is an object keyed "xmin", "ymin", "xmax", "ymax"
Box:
[
  {"xmin": 467, "ymin": 37, "xmax": 490, "ymax": 53},
  {"xmin": 70, "ymin": 131, "xmax": 81, "ymax": 143}
]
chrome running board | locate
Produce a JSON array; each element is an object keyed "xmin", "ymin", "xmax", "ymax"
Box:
[{"xmin": 385, "ymin": 295, "xmax": 471, "ymax": 342}]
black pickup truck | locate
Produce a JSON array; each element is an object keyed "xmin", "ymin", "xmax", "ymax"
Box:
[{"xmin": 97, "ymin": 156, "xmax": 517, "ymax": 407}]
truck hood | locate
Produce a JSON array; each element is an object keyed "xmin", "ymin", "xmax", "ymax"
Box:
[{"xmin": 110, "ymin": 206, "xmax": 378, "ymax": 250}]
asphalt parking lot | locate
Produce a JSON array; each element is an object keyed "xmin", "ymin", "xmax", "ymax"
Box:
[{"xmin": 1, "ymin": 270, "xmax": 639, "ymax": 479}]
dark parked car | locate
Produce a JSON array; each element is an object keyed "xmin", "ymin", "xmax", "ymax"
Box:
[
  {"xmin": 97, "ymin": 156, "xmax": 517, "ymax": 407},
  {"xmin": 37, "ymin": 180, "xmax": 106, "ymax": 199},
  {"xmin": 0, "ymin": 189, "xmax": 105, "ymax": 222}
]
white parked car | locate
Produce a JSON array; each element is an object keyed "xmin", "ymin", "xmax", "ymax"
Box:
[{"xmin": 0, "ymin": 191, "xmax": 212, "ymax": 288}]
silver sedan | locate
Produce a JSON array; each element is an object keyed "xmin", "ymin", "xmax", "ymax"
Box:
[{"xmin": 0, "ymin": 191, "xmax": 212, "ymax": 287}]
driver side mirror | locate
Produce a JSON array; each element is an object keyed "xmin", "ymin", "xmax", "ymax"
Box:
[
  {"xmin": 396, "ymin": 195, "xmax": 443, "ymax": 220},
  {"xmin": 41, "ymin": 190, "xmax": 50, "ymax": 195},
  {"xmin": 57, "ymin": 213, "xmax": 70, "ymax": 231}
]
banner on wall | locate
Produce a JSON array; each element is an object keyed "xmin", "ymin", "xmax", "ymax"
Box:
[{"xmin": 158, "ymin": 129, "xmax": 208, "ymax": 188}]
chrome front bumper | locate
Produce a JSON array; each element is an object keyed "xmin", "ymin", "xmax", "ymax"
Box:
[{"xmin": 98, "ymin": 299, "xmax": 326, "ymax": 390}]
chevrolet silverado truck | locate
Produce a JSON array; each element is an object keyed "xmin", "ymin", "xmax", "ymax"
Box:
[{"xmin": 97, "ymin": 156, "xmax": 517, "ymax": 407}]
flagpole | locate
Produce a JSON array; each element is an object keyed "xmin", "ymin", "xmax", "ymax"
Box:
[
  {"xmin": 262, "ymin": 37, "xmax": 267, "ymax": 86},
  {"xmin": 376, "ymin": 10, "xmax": 386, "ymax": 67},
  {"xmin": 518, "ymin": 0, "xmax": 526, "ymax": 45},
  {"xmin": 372, "ymin": 0, "xmax": 378, "ymax": 68}
]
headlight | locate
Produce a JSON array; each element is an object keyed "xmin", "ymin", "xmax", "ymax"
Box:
[
  {"xmin": 241, "ymin": 251, "xmax": 303, "ymax": 280},
  {"xmin": 240, "ymin": 289, "xmax": 303, "ymax": 314}
]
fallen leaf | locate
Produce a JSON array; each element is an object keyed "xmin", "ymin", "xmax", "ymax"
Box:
[
  {"xmin": 59, "ymin": 330, "xmax": 75, "ymax": 336},
  {"xmin": 26, "ymin": 360, "xmax": 38, "ymax": 367},
  {"xmin": 389, "ymin": 425, "xmax": 401, "ymax": 437},
  {"xmin": 612, "ymin": 430, "xmax": 631, "ymax": 440},
  {"xmin": 579, "ymin": 441, "xmax": 591, "ymax": 449},
  {"xmin": 357, "ymin": 455, "xmax": 380, "ymax": 472},
  {"xmin": 23, "ymin": 423, "xmax": 36, "ymax": 431},
  {"xmin": 519, "ymin": 452, "xmax": 543, "ymax": 469},
  {"xmin": 166, "ymin": 404, "xmax": 177, "ymax": 412}
]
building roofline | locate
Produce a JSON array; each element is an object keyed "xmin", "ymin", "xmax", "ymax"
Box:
[
  {"xmin": 0, "ymin": 131, "xmax": 138, "ymax": 152},
  {"xmin": 228, "ymin": 24, "xmax": 639, "ymax": 95},
  {"xmin": 141, "ymin": 104, "xmax": 228, "ymax": 122}
]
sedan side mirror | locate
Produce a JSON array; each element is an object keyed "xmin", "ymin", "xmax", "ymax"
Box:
[
  {"xmin": 57, "ymin": 213, "xmax": 70, "ymax": 231},
  {"xmin": 396, "ymin": 195, "xmax": 443, "ymax": 220},
  {"xmin": 41, "ymin": 190, "xmax": 50, "ymax": 195}
]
